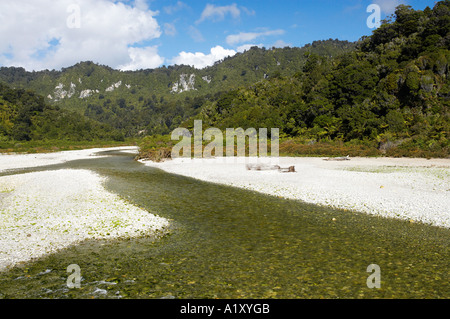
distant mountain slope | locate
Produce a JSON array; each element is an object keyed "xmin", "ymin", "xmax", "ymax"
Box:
[
  {"xmin": 0, "ymin": 39, "xmax": 354, "ymax": 98},
  {"xmin": 0, "ymin": 40, "xmax": 355, "ymax": 136}
]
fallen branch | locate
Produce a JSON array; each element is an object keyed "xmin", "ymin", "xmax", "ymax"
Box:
[{"xmin": 323, "ymin": 155, "xmax": 351, "ymax": 161}]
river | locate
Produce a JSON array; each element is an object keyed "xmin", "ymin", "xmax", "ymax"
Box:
[{"xmin": 0, "ymin": 150, "xmax": 448, "ymax": 298}]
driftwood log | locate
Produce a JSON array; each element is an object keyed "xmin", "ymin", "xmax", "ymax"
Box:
[
  {"xmin": 323, "ymin": 155, "xmax": 351, "ymax": 161},
  {"xmin": 246, "ymin": 164, "xmax": 279, "ymax": 171},
  {"xmin": 279, "ymin": 166, "xmax": 296, "ymax": 173},
  {"xmin": 246, "ymin": 164, "xmax": 296, "ymax": 173}
]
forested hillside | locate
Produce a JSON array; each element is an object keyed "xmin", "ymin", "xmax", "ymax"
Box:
[
  {"xmin": 0, "ymin": 83, "xmax": 123, "ymax": 145},
  {"xmin": 188, "ymin": 2, "xmax": 449, "ymax": 157}
]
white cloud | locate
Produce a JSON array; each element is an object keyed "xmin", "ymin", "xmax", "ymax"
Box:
[
  {"xmin": 133, "ymin": 0, "xmax": 149, "ymax": 11},
  {"xmin": 236, "ymin": 40, "xmax": 288, "ymax": 53},
  {"xmin": 164, "ymin": 23, "xmax": 177, "ymax": 36},
  {"xmin": 240, "ymin": 6, "xmax": 256, "ymax": 16},
  {"xmin": 226, "ymin": 29, "xmax": 285, "ymax": 46},
  {"xmin": 0, "ymin": 0, "xmax": 163, "ymax": 71},
  {"xmin": 118, "ymin": 46, "xmax": 165, "ymax": 71},
  {"xmin": 373, "ymin": 0, "xmax": 405, "ymax": 14},
  {"xmin": 196, "ymin": 3, "xmax": 241, "ymax": 24},
  {"xmin": 237, "ymin": 44, "xmax": 263, "ymax": 53},
  {"xmin": 163, "ymin": 1, "xmax": 189, "ymax": 15},
  {"xmin": 272, "ymin": 40, "xmax": 291, "ymax": 48},
  {"xmin": 188, "ymin": 26, "xmax": 205, "ymax": 43},
  {"xmin": 172, "ymin": 46, "xmax": 237, "ymax": 69}
]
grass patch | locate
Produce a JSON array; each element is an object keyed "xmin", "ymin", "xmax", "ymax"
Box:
[
  {"xmin": 137, "ymin": 135, "xmax": 449, "ymax": 161},
  {"xmin": 278, "ymin": 139, "xmax": 381, "ymax": 157}
]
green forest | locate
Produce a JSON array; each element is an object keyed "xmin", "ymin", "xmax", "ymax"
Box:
[
  {"xmin": 0, "ymin": 83, "xmax": 126, "ymax": 152},
  {"xmin": 1, "ymin": 2, "xmax": 449, "ymax": 158}
]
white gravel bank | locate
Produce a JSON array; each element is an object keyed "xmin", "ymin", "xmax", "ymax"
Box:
[
  {"xmin": 140, "ymin": 156, "xmax": 450, "ymax": 229},
  {"xmin": 0, "ymin": 146, "xmax": 139, "ymax": 173},
  {"xmin": 0, "ymin": 167, "xmax": 169, "ymax": 272}
]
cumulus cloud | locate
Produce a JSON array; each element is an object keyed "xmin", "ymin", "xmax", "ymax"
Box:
[
  {"xmin": 373, "ymin": 0, "xmax": 405, "ymax": 14},
  {"xmin": 171, "ymin": 45, "xmax": 237, "ymax": 69},
  {"xmin": 0, "ymin": 0, "xmax": 163, "ymax": 71},
  {"xmin": 226, "ymin": 29, "xmax": 285, "ymax": 46},
  {"xmin": 118, "ymin": 46, "xmax": 165, "ymax": 71}
]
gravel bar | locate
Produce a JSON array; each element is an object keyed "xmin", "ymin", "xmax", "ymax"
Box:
[
  {"xmin": 140, "ymin": 156, "xmax": 450, "ymax": 229},
  {"xmin": 0, "ymin": 146, "xmax": 139, "ymax": 173},
  {"xmin": 0, "ymin": 147, "xmax": 169, "ymax": 271}
]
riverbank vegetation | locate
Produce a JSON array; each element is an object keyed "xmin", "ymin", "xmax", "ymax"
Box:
[{"xmin": 136, "ymin": 135, "xmax": 448, "ymax": 162}]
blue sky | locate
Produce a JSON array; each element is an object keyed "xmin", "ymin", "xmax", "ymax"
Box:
[
  {"xmin": 153, "ymin": 0, "xmax": 434, "ymax": 55},
  {"xmin": 0, "ymin": 0, "xmax": 436, "ymax": 71}
]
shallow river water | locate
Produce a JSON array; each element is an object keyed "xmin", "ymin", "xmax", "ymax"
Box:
[{"xmin": 0, "ymin": 150, "xmax": 448, "ymax": 298}]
